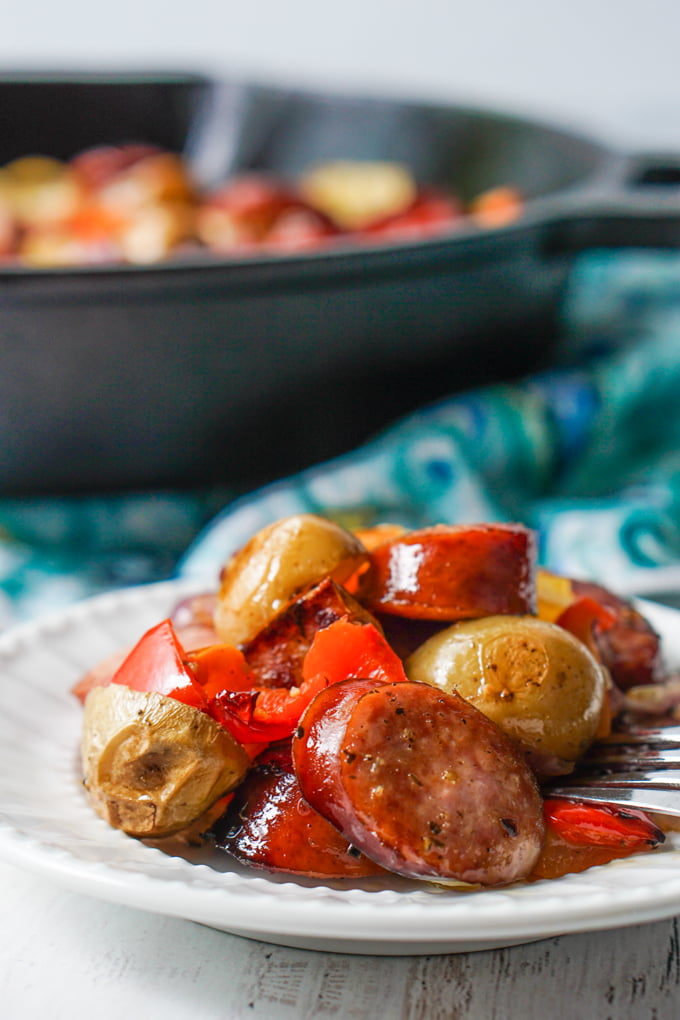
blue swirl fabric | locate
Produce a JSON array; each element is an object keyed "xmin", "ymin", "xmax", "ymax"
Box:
[
  {"xmin": 180, "ymin": 250, "xmax": 680, "ymax": 601},
  {"xmin": 3, "ymin": 248, "xmax": 680, "ymax": 623}
]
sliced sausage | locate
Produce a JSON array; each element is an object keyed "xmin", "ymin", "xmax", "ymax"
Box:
[
  {"xmin": 359, "ymin": 523, "xmax": 536, "ymax": 620},
  {"xmin": 571, "ymin": 580, "xmax": 663, "ymax": 690},
  {"xmin": 209, "ymin": 745, "xmax": 386, "ymax": 879},
  {"xmin": 241, "ymin": 577, "xmax": 377, "ymax": 689},
  {"xmin": 292, "ymin": 678, "xmax": 545, "ymax": 886}
]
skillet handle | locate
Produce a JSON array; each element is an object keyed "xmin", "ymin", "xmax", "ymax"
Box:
[{"xmin": 541, "ymin": 151, "xmax": 680, "ymax": 254}]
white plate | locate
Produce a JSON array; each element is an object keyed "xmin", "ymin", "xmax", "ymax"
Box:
[{"xmin": 1, "ymin": 581, "xmax": 680, "ymax": 956}]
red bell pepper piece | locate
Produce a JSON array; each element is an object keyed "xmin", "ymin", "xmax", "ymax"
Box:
[
  {"xmin": 199, "ymin": 688, "xmax": 303, "ymax": 745},
  {"xmin": 179, "ymin": 641, "xmax": 320, "ymax": 744},
  {"xmin": 555, "ymin": 596, "xmax": 617, "ymax": 659},
  {"xmin": 200, "ymin": 619, "xmax": 406, "ymax": 745},
  {"xmin": 184, "ymin": 642, "xmax": 256, "ymax": 699},
  {"xmin": 111, "ymin": 618, "xmax": 203, "ymax": 709},
  {"xmin": 300, "ymin": 617, "xmax": 408, "ymax": 689},
  {"xmin": 543, "ymin": 798, "xmax": 664, "ymax": 850},
  {"xmin": 107, "ymin": 616, "xmax": 407, "ymax": 748},
  {"xmin": 182, "ymin": 642, "xmax": 271, "ymax": 750},
  {"xmin": 207, "ymin": 618, "xmax": 405, "ymax": 743},
  {"xmin": 107, "ymin": 617, "xmax": 330, "ymax": 746}
]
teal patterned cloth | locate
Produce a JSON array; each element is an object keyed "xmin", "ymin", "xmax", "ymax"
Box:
[
  {"xmin": 180, "ymin": 250, "xmax": 680, "ymax": 602},
  {"xmin": 4, "ymin": 249, "xmax": 680, "ymax": 624},
  {"xmin": 0, "ymin": 490, "xmax": 230, "ymax": 625}
]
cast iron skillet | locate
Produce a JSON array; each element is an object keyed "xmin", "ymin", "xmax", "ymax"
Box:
[{"xmin": 1, "ymin": 72, "xmax": 679, "ymax": 495}]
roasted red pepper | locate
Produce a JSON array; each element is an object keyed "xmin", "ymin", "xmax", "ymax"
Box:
[
  {"xmin": 110, "ymin": 618, "xmax": 201, "ymax": 707},
  {"xmin": 555, "ymin": 596, "xmax": 617, "ymax": 659},
  {"xmin": 106, "ymin": 620, "xmax": 293, "ymax": 744},
  {"xmin": 301, "ymin": 617, "xmax": 408, "ymax": 688},
  {"xmin": 205, "ymin": 684, "xmax": 322, "ymax": 746},
  {"xmin": 185, "ymin": 639, "xmax": 310, "ymax": 745},
  {"xmin": 210, "ymin": 618, "xmax": 408, "ymax": 743},
  {"xmin": 184, "ymin": 642, "xmax": 256, "ymax": 700},
  {"xmin": 184, "ymin": 618, "xmax": 405, "ymax": 746},
  {"xmin": 104, "ymin": 616, "xmax": 404, "ymax": 746},
  {"xmin": 543, "ymin": 798, "xmax": 664, "ymax": 850}
]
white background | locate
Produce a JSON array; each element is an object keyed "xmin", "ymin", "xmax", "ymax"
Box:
[{"xmin": 1, "ymin": 0, "xmax": 680, "ymax": 151}]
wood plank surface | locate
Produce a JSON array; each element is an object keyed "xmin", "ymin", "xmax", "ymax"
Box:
[{"xmin": 2, "ymin": 860, "xmax": 679, "ymax": 1020}]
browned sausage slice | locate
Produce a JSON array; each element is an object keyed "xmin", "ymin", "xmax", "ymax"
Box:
[
  {"xmin": 241, "ymin": 577, "xmax": 378, "ymax": 689},
  {"xmin": 570, "ymin": 580, "xmax": 663, "ymax": 690},
  {"xmin": 359, "ymin": 523, "xmax": 536, "ymax": 620},
  {"xmin": 208, "ymin": 744, "xmax": 386, "ymax": 879},
  {"xmin": 293, "ymin": 678, "xmax": 545, "ymax": 886}
]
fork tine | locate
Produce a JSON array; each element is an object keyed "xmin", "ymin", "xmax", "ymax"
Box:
[
  {"xmin": 554, "ymin": 768, "xmax": 680, "ymax": 790},
  {"xmin": 546, "ymin": 785, "xmax": 680, "ymax": 818},
  {"xmin": 544, "ymin": 725, "xmax": 680, "ymax": 816},
  {"xmin": 597, "ymin": 724, "xmax": 680, "ymax": 747},
  {"xmin": 547, "ymin": 766, "xmax": 680, "ymax": 818},
  {"xmin": 581, "ymin": 746, "xmax": 680, "ymax": 768}
]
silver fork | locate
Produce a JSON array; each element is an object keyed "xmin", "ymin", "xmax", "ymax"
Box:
[{"xmin": 547, "ymin": 723, "xmax": 680, "ymax": 817}]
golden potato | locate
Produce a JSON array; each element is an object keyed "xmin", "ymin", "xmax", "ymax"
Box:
[
  {"xmin": 214, "ymin": 513, "xmax": 368, "ymax": 646},
  {"xmin": 0, "ymin": 156, "xmax": 81, "ymax": 227},
  {"xmin": 81, "ymin": 685, "xmax": 249, "ymax": 838},
  {"xmin": 299, "ymin": 160, "xmax": 417, "ymax": 230},
  {"xmin": 405, "ymin": 615, "xmax": 607, "ymax": 769}
]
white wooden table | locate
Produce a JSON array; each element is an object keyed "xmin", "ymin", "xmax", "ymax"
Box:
[{"xmin": 2, "ymin": 857, "xmax": 679, "ymax": 1020}]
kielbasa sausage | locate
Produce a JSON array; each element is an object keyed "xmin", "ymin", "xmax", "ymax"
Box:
[
  {"xmin": 241, "ymin": 577, "xmax": 378, "ymax": 689},
  {"xmin": 571, "ymin": 580, "xmax": 662, "ymax": 690},
  {"xmin": 359, "ymin": 523, "xmax": 536, "ymax": 620},
  {"xmin": 209, "ymin": 744, "xmax": 386, "ymax": 879},
  {"xmin": 292, "ymin": 678, "xmax": 545, "ymax": 886}
]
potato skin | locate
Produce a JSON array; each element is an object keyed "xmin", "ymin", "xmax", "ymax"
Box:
[
  {"xmin": 81, "ymin": 685, "xmax": 249, "ymax": 838},
  {"xmin": 405, "ymin": 615, "xmax": 607, "ymax": 770},
  {"xmin": 299, "ymin": 160, "xmax": 417, "ymax": 230},
  {"xmin": 214, "ymin": 513, "xmax": 367, "ymax": 646}
]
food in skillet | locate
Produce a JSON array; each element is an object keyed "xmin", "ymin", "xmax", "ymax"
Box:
[
  {"xmin": 73, "ymin": 514, "xmax": 669, "ymax": 887},
  {"xmin": 0, "ymin": 144, "xmax": 523, "ymax": 266}
]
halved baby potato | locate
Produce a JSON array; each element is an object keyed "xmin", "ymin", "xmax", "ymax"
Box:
[
  {"xmin": 405, "ymin": 614, "xmax": 607, "ymax": 772},
  {"xmin": 214, "ymin": 513, "xmax": 368, "ymax": 646},
  {"xmin": 81, "ymin": 684, "xmax": 249, "ymax": 838}
]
